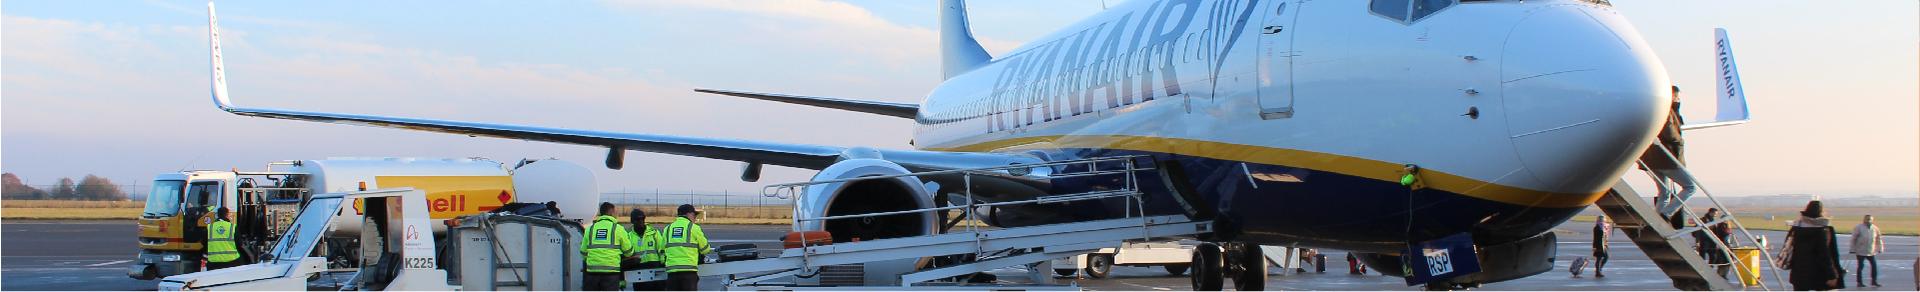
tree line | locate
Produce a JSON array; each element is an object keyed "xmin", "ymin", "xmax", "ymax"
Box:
[{"xmin": 2, "ymin": 172, "xmax": 129, "ymax": 201}]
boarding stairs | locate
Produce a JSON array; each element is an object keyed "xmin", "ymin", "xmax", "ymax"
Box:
[
  {"xmin": 1593, "ymin": 142, "xmax": 1786, "ymax": 290},
  {"xmin": 634, "ymin": 156, "xmax": 1212, "ymax": 290}
]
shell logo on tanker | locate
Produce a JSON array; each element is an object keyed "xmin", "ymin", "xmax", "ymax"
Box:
[{"xmin": 353, "ymin": 176, "xmax": 516, "ymax": 219}]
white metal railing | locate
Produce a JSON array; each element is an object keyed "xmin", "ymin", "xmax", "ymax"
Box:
[
  {"xmin": 1637, "ymin": 145, "xmax": 1786, "ymax": 290},
  {"xmin": 759, "ymin": 155, "xmax": 1161, "ymax": 259}
]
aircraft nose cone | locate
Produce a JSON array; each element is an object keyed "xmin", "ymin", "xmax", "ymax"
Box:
[{"xmin": 1500, "ymin": 6, "xmax": 1670, "ymax": 194}]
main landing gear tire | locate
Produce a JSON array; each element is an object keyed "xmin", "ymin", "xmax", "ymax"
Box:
[
  {"xmin": 1085, "ymin": 254, "xmax": 1114, "ymax": 279},
  {"xmin": 1232, "ymin": 244, "xmax": 1267, "ymax": 291},
  {"xmin": 1190, "ymin": 243, "xmax": 1225, "ymax": 291}
]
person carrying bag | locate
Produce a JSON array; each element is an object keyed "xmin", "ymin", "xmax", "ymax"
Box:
[{"xmin": 1781, "ymin": 200, "xmax": 1844, "ymax": 291}]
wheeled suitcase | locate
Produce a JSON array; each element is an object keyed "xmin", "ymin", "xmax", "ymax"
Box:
[
  {"xmin": 1569, "ymin": 256, "xmax": 1589, "ymax": 276},
  {"xmin": 716, "ymin": 243, "xmax": 759, "ymax": 262},
  {"xmin": 1314, "ymin": 254, "xmax": 1327, "ymax": 273}
]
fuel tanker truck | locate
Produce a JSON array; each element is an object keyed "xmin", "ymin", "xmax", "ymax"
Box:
[{"xmin": 128, "ymin": 157, "xmax": 596, "ymax": 280}]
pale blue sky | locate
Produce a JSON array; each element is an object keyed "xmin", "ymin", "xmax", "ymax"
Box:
[{"xmin": 3, "ymin": 1, "xmax": 1915, "ymax": 198}]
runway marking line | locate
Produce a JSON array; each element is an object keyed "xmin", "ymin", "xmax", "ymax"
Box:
[
  {"xmin": 86, "ymin": 260, "xmax": 131, "ymax": 267},
  {"xmin": 1119, "ymin": 282, "xmax": 1170, "ymax": 290}
]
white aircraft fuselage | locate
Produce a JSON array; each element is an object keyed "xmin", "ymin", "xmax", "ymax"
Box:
[
  {"xmin": 914, "ymin": 0, "xmax": 1669, "ymax": 249},
  {"xmin": 200, "ymin": 0, "xmax": 1681, "ymax": 256}
]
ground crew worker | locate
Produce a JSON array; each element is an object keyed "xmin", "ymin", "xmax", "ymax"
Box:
[
  {"xmin": 204, "ymin": 207, "xmax": 241, "ymax": 270},
  {"xmin": 583, "ymin": 203, "xmax": 637, "ymax": 291},
  {"xmin": 662, "ymin": 204, "xmax": 709, "ymax": 291},
  {"xmin": 625, "ymin": 209, "xmax": 666, "ymax": 291}
]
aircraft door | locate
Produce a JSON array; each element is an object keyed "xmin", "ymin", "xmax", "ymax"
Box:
[{"xmin": 1256, "ymin": 0, "xmax": 1300, "ymax": 119}]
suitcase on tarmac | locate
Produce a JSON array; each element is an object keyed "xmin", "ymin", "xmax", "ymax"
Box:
[
  {"xmin": 1314, "ymin": 254, "xmax": 1327, "ymax": 273},
  {"xmin": 1570, "ymin": 256, "xmax": 1589, "ymax": 276},
  {"xmin": 716, "ymin": 244, "xmax": 759, "ymax": 262}
]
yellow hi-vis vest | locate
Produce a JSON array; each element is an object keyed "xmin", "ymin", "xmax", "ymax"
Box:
[
  {"xmin": 581, "ymin": 215, "xmax": 634, "ymax": 273},
  {"xmin": 206, "ymin": 219, "xmax": 240, "ymax": 263},
  {"xmin": 628, "ymin": 224, "xmax": 665, "ymax": 264},
  {"xmin": 662, "ymin": 217, "xmax": 708, "ymax": 273}
]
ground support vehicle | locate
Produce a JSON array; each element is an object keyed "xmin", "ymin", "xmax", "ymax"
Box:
[
  {"xmin": 130, "ymin": 157, "xmax": 595, "ymax": 280},
  {"xmin": 1050, "ymin": 241, "xmax": 1313, "ymax": 279},
  {"xmin": 1050, "ymin": 241, "xmax": 1195, "ymax": 278},
  {"xmin": 158, "ymin": 188, "xmax": 585, "ymax": 290}
]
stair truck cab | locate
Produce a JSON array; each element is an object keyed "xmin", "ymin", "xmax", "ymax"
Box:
[{"xmin": 129, "ymin": 157, "xmax": 596, "ymax": 280}]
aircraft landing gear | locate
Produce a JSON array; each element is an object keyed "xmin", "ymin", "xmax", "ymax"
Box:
[
  {"xmin": 1190, "ymin": 242, "xmax": 1267, "ymax": 291},
  {"xmin": 1231, "ymin": 243, "xmax": 1266, "ymax": 291},
  {"xmin": 1190, "ymin": 243, "xmax": 1224, "ymax": 291}
]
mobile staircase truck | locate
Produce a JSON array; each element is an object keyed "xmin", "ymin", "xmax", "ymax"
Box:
[
  {"xmin": 1592, "ymin": 142, "xmax": 1787, "ymax": 290},
  {"xmin": 159, "ymin": 188, "xmax": 587, "ymax": 290},
  {"xmin": 129, "ymin": 157, "xmax": 597, "ymax": 280},
  {"xmin": 618, "ymin": 155, "xmax": 1217, "ymax": 290}
]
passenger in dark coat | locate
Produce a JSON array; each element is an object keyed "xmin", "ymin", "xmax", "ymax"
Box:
[
  {"xmin": 1786, "ymin": 201, "xmax": 1843, "ymax": 291},
  {"xmin": 1697, "ymin": 208, "xmax": 1733, "ymax": 278}
]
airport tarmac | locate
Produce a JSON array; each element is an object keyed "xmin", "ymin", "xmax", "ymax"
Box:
[{"xmin": 3, "ymin": 220, "xmax": 1913, "ymax": 291}]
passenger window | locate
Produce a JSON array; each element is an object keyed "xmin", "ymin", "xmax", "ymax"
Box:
[
  {"xmin": 1370, "ymin": 0, "xmax": 1410, "ymax": 22},
  {"xmin": 1410, "ymin": 0, "xmax": 1454, "ymax": 21}
]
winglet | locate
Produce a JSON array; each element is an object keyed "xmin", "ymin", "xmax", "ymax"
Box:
[
  {"xmin": 207, "ymin": 1, "xmax": 235, "ymax": 111},
  {"xmin": 939, "ymin": 0, "xmax": 992, "ymax": 80},
  {"xmin": 1682, "ymin": 28, "xmax": 1751, "ymax": 130}
]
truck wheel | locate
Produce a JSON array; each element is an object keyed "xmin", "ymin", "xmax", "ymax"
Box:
[
  {"xmin": 1085, "ymin": 254, "xmax": 1114, "ymax": 279},
  {"xmin": 1190, "ymin": 243, "xmax": 1224, "ymax": 291},
  {"xmin": 1163, "ymin": 264, "xmax": 1189, "ymax": 276}
]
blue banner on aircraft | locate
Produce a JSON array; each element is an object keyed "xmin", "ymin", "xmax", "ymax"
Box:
[{"xmin": 1402, "ymin": 232, "xmax": 1482, "ymax": 286}]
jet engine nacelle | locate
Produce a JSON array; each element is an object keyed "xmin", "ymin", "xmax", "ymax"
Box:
[
  {"xmin": 788, "ymin": 158, "xmax": 939, "ymax": 286},
  {"xmin": 792, "ymin": 158, "xmax": 939, "ymax": 242}
]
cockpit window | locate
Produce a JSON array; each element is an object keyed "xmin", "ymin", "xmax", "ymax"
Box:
[
  {"xmin": 1370, "ymin": 0, "xmax": 1410, "ymax": 22},
  {"xmin": 1372, "ymin": 0, "xmax": 1455, "ymax": 24},
  {"xmin": 1410, "ymin": 0, "xmax": 1455, "ymax": 21}
]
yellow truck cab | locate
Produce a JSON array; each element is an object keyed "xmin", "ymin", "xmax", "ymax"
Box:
[{"xmin": 132, "ymin": 170, "xmax": 277, "ymax": 279}]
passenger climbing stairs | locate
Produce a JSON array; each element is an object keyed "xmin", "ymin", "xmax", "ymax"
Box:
[{"xmin": 1592, "ymin": 142, "xmax": 1785, "ymax": 290}]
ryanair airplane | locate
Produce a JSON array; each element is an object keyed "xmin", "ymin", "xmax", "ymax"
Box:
[{"xmin": 205, "ymin": 0, "xmax": 1749, "ymax": 289}]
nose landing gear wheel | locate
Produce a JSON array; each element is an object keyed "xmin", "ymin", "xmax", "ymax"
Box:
[
  {"xmin": 1190, "ymin": 243, "xmax": 1224, "ymax": 291},
  {"xmin": 1232, "ymin": 244, "xmax": 1267, "ymax": 291}
]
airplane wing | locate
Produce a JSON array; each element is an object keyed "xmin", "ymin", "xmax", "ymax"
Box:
[
  {"xmin": 1680, "ymin": 28, "xmax": 1752, "ymax": 131},
  {"xmin": 694, "ymin": 89, "xmax": 919, "ymax": 119},
  {"xmin": 203, "ymin": 2, "xmax": 1035, "ymax": 172}
]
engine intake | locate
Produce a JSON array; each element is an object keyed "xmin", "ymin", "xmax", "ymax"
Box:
[{"xmin": 793, "ymin": 159, "xmax": 938, "ymax": 242}]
